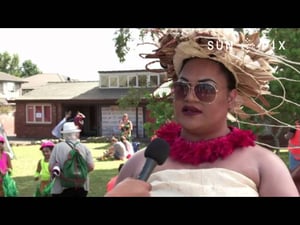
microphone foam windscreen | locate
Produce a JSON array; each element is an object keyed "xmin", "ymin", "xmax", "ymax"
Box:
[{"xmin": 144, "ymin": 138, "xmax": 170, "ymax": 165}]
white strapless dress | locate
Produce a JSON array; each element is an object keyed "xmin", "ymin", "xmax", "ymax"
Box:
[{"xmin": 148, "ymin": 168, "xmax": 258, "ymax": 197}]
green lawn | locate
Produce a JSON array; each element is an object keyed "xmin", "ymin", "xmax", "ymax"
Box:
[
  {"xmin": 10, "ymin": 142, "xmax": 122, "ymax": 197},
  {"xmin": 9, "ymin": 143, "xmax": 290, "ymax": 197}
]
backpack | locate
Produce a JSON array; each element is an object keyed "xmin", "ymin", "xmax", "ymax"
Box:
[{"xmin": 60, "ymin": 141, "xmax": 88, "ymax": 188}]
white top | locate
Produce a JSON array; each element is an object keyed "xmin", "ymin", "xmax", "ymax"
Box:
[{"xmin": 148, "ymin": 168, "xmax": 258, "ymax": 197}]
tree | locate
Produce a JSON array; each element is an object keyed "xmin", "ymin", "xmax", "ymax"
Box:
[
  {"xmin": 238, "ymin": 28, "xmax": 300, "ymax": 150},
  {"xmin": 0, "ymin": 52, "xmax": 21, "ymax": 76},
  {"xmin": 263, "ymin": 29, "xmax": 300, "ymax": 124},
  {"xmin": 113, "ymin": 28, "xmax": 159, "ymax": 63},
  {"xmin": 0, "ymin": 51, "xmax": 42, "ymax": 77},
  {"xmin": 21, "ymin": 60, "xmax": 42, "ymax": 77},
  {"xmin": 143, "ymin": 93, "xmax": 173, "ymax": 137},
  {"xmin": 117, "ymin": 86, "xmax": 173, "ymax": 137},
  {"xmin": 263, "ymin": 28, "xmax": 300, "ymax": 150},
  {"xmin": 113, "ymin": 29, "xmax": 132, "ymax": 63}
]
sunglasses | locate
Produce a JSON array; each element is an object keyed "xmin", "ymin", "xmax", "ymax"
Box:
[{"xmin": 172, "ymin": 80, "xmax": 218, "ymax": 104}]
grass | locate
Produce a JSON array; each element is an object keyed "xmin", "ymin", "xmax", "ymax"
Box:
[
  {"xmin": 9, "ymin": 143, "xmax": 290, "ymax": 197},
  {"xmin": 11, "ymin": 142, "xmax": 123, "ymax": 197}
]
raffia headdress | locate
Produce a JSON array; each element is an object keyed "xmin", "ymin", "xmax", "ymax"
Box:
[{"xmin": 140, "ymin": 28, "xmax": 299, "ymax": 120}]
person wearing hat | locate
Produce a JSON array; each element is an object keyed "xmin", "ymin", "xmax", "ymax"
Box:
[
  {"xmin": 105, "ymin": 29, "xmax": 299, "ymax": 197},
  {"xmin": 51, "ymin": 110, "xmax": 74, "ymax": 139},
  {"xmin": 0, "ymin": 135, "xmax": 13, "ymax": 196},
  {"xmin": 34, "ymin": 140, "xmax": 55, "ymax": 196},
  {"xmin": 49, "ymin": 122, "xmax": 94, "ymax": 197}
]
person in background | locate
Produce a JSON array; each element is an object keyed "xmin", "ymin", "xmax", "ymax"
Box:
[
  {"xmin": 105, "ymin": 29, "xmax": 299, "ymax": 197},
  {"xmin": 0, "ymin": 135, "xmax": 12, "ymax": 197},
  {"xmin": 52, "ymin": 110, "xmax": 73, "ymax": 139},
  {"xmin": 118, "ymin": 113, "xmax": 133, "ymax": 141},
  {"xmin": 120, "ymin": 135, "xmax": 134, "ymax": 159},
  {"xmin": 284, "ymin": 120, "xmax": 300, "ymax": 171},
  {"xmin": 106, "ymin": 163, "xmax": 124, "ymax": 192},
  {"xmin": 97, "ymin": 136, "xmax": 127, "ymax": 161},
  {"xmin": 74, "ymin": 111, "xmax": 86, "ymax": 134},
  {"xmin": 49, "ymin": 122, "xmax": 94, "ymax": 197},
  {"xmin": 34, "ymin": 140, "xmax": 55, "ymax": 196}
]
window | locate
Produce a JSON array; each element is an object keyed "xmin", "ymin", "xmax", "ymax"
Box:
[
  {"xmin": 138, "ymin": 75, "xmax": 147, "ymax": 87},
  {"xmin": 6, "ymin": 82, "xmax": 15, "ymax": 92},
  {"xmin": 119, "ymin": 76, "xmax": 127, "ymax": 87},
  {"xmin": 100, "ymin": 75, "xmax": 109, "ymax": 87},
  {"xmin": 128, "ymin": 75, "xmax": 137, "ymax": 87},
  {"xmin": 109, "ymin": 76, "xmax": 118, "ymax": 87},
  {"xmin": 26, "ymin": 104, "xmax": 52, "ymax": 124},
  {"xmin": 149, "ymin": 75, "xmax": 158, "ymax": 87}
]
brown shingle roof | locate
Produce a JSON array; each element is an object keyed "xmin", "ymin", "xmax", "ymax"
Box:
[
  {"xmin": 0, "ymin": 72, "xmax": 27, "ymax": 83},
  {"xmin": 11, "ymin": 81, "xmax": 155, "ymax": 101},
  {"xmin": 21, "ymin": 73, "xmax": 74, "ymax": 89}
]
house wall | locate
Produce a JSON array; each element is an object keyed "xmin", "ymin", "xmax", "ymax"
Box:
[
  {"xmin": 101, "ymin": 106, "xmax": 144, "ymax": 138},
  {"xmin": 14, "ymin": 101, "xmax": 151, "ymax": 139},
  {"xmin": 15, "ymin": 102, "xmax": 56, "ymax": 138}
]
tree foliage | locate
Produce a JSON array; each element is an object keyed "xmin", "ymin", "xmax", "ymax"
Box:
[
  {"xmin": 113, "ymin": 29, "xmax": 132, "ymax": 63},
  {"xmin": 266, "ymin": 28, "xmax": 300, "ymax": 124},
  {"xmin": 21, "ymin": 60, "xmax": 42, "ymax": 77},
  {"xmin": 143, "ymin": 93, "xmax": 173, "ymax": 137},
  {"xmin": 114, "ymin": 28, "xmax": 300, "ymax": 143},
  {"xmin": 0, "ymin": 51, "xmax": 42, "ymax": 77},
  {"xmin": 117, "ymin": 87, "xmax": 149, "ymax": 109}
]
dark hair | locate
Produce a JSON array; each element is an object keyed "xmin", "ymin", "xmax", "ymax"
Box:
[
  {"xmin": 218, "ymin": 62, "xmax": 236, "ymax": 90},
  {"xmin": 180, "ymin": 58, "xmax": 236, "ymax": 90}
]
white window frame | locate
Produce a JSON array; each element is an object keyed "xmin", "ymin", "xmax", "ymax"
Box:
[{"xmin": 26, "ymin": 104, "xmax": 52, "ymax": 124}]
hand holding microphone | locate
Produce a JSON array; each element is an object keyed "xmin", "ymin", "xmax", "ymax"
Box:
[
  {"xmin": 137, "ymin": 138, "xmax": 170, "ymax": 181},
  {"xmin": 105, "ymin": 138, "xmax": 170, "ymax": 197}
]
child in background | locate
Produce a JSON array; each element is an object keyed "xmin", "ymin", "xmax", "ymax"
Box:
[
  {"xmin": 0, "ymin": 135, "xmax": 12, "ymax": 197},
  {"xmin": 106, "ymin": 163, "xmax": 124, "ymax": 192},
  {"xmin": 34, "ymin": 140, "xmax": 55, "ymax": 196}
]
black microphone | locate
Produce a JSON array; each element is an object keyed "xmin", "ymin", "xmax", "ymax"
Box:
[{"xmin": 137, "ymin": 138, "xmax": 170, "ymax": 181}]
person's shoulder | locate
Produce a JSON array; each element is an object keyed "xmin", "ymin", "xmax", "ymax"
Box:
[
  {"xmin": 245, "ymin": 144, "xmax": 274, "ymax": 155},
  {"xmin": 246, "ymin": 144, "xmax": 286, "ymax": 165}
]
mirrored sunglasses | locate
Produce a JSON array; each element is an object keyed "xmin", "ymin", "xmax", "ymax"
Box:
[{"xmin": 172, "ymin": 81, "xmax": 218, "ymax": 104}]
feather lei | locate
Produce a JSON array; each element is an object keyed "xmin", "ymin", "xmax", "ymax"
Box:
[{"xmin": 155, "ymin": 122, "xmax": 256, "ymax": 165}]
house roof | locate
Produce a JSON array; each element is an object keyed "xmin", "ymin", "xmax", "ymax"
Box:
[
  {"xmin": 21, "ymin": 73, "xmax": 75, "ymax": 89},
  {"xmin": 11, "ymin": 81, "xmax": 155, "ymax": 101},
  {"xmin": 0, "ymin": 72, "xmax": 27, "ymax": 83}
]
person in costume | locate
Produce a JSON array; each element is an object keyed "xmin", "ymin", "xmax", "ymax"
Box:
[
  {"xmin": 34, "ymin": 140, "xmax": 55, "ymax": 196},
  {"xmin": 49, "ymin": 122, "xmax": 94, "ymax": 197},
  {"xmin": 0, "ymin": 135, "xmax": 12, "ymax": 197},
  {"xmin": 105, "ymin": 29, "xmax": 299, "ymax": 197}
]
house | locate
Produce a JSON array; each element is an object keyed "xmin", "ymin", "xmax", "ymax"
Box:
[
  {"xmin": 0, "ymin": 72, "xmax": 28, "ymax": 135},
  {"xmin": 10, "ymin": 70, "xmax": 167, "ymax": 139},
  {"xmin": 21, "ymin": 73, "xmax": 74, "ymax": 95},
  {"xmin": 0, "ymin": 72, "xmax": 27, "ymax": 104}
]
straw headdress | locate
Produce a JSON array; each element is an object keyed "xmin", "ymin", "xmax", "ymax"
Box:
[{"xmin": 140, "ymin": 28, "xmax": 290, "ymax": 119}]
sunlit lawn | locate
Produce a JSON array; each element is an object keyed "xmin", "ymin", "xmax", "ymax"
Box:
[
  {"xmin": 11, "ymin": 142, "xmax": 123, "ymax": 197},
  {"xmin": 9, "ymin": 143, "xmax": 290, "ymax": 197}
]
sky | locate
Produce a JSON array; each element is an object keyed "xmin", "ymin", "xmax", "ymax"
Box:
[{"xmin": 0, "ymin": 28, "xmax": 157, "ymax": 81}]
